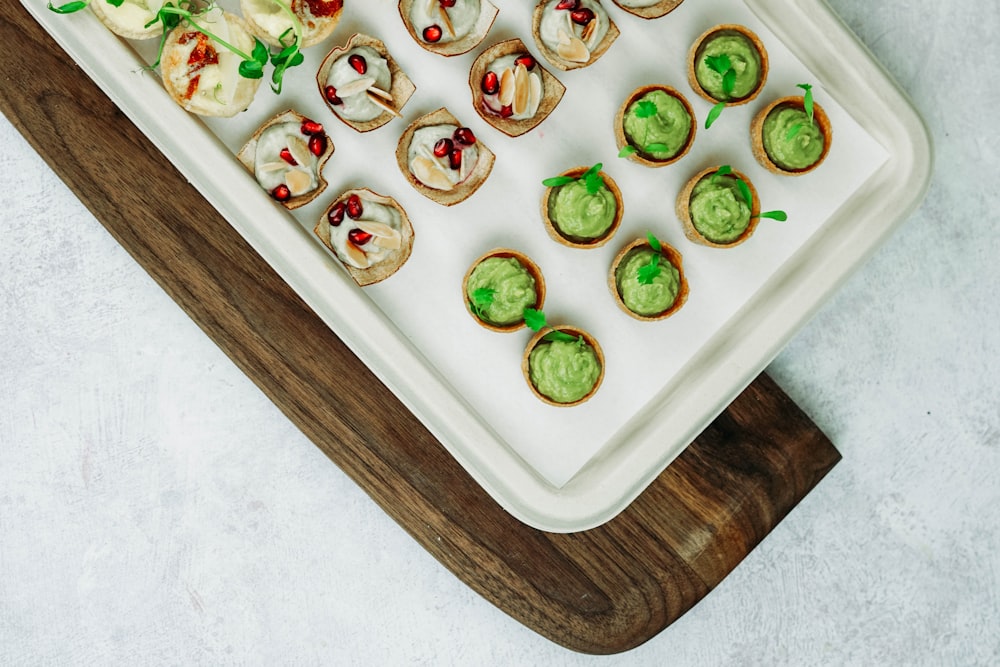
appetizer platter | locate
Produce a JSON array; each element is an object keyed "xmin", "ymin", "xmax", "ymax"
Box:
[{"xmin": 24, "ymin": 0, "xmax": 930, "ymax": 532}]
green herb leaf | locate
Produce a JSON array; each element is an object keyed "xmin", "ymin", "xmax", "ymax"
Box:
[
  {"xmin": 644, "ymin": 143, "xmax": 670, "ymax": 154},
  {"xmin": 634, "ymin": 100, "xmax": 658, "ymax": 119},
  {"xmin": 106, "ymin": 0, "xmax": 124, "ymax": 6},
  {"xmin": 251, "ymin": 39, "xmax": 269, "ymax": 66},
  {"xmin": 239, "ymin": 59, "xmax": 264, "ymax": 79},
  {"xmin": 704, "ymin": 54, "xmax": 732, "ymax": 75},
  {"xmin": 637, "ymin": 254, "xmax": 661, "ymax": 285},
  {"xmin": 523, "ymin": 308, "xmax": 546, "ymax": 332},
  {"xmin": 47, "ymin": 0, "xmax": 89, "ymax": 13},
  {"xmin": 542, "ymin": 175, "xmax": 576, "ymax": 188},
  {"xmin": 711, "ymin": 164, "xmax": 732, "ymax": 184},
  {"xmin": 735, "ymin": 178, "xmax": 753, "ymax": 208},
  {"xmin": 785, "ymin": 122, "xmax": 804, "ymax": 141},
  {"xmin": 582, "ymin": 162, "xmax": 602, "ymax": 180},
  {"xmin": 757, "ymin": 210, "xmax": 788, "ymax": 221},
  {"xmin": 797, "ymin": 83, "xmax": 814, "ymax": 124},
  {"xmin": 470, "ymin": 287, "xmax": 496, "ymax": 319},
  {"xmin": 705, "ymin": 101, "xmax": 725, "ymax": 129},
  {"xmin": 618, "ymin": 145, "xmax": 638, "ymax": 158},
  {"xmin": 646, "ymin": 231, "xmax": 662, "ymax": 253},
  {"xmin": 722, "ymin": 68, "xmax": 737, "ymax": 97},
  {"xmin": 583, "ymin": 169, "xmax": 604, "ymax": 195},
  {"xmin": 543, "ymin": 330, "xmax": 579, "ymax": 344}
]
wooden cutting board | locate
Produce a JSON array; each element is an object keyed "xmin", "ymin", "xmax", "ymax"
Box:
[{"xmin": 0, "ymin": 5, "xmax": 840, "ymax": 654}]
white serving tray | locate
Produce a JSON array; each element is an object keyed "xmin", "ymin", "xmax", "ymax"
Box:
[{"xmin": 25, "ymin": 0, "xmax": 931, "ymax": 532}]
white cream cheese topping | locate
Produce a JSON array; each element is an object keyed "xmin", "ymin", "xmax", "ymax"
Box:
[
  {"xmin": 326, "ymin": 46, "xmax": 393, "ymax": 122},
  {"xmin": 333, "ymin": 199, "xmax": 403, "ymax": 269},
  {"xmin": 408, "ymin": 0, "xmax": 481, "ymax": 43},
  {"xmin": 482, "ymin": 54, "xmax": 542, "ymax": 121},
  {"xmin": 406, "ymin": 125, "xmax": 480, "ymax": 192},
  {"xmin": 538, "ymin": 0, "xmax": 610, "ymax": 63},
  {"xmin": 253, "ymin": 122, "xmax": 319, "ymax": 196}
]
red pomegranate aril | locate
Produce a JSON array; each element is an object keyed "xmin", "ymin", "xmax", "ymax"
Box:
[
  {"xmin": 433, "ymin": 137, "xmax": 454, "ymax": 158},
  {"xmin": 300, "ymin": 119, "xmax": 323, "ymax": 136},
  {"xmin": 308, "ymin": 134, "xmax": 326, "ymax": 156},
  {"xmin": 347, "ymin": 54, "xmax": 367, "ymax": 75},
  {"xmin": 439, "ymin": 0, "xmax": 457, "ymax": 6},
  {"xmin": 345, "ymin": 194, "xmax": 364, "ymax": 219},
  {"xmin": 271, "ymin": 184, "xmax": 291, "ymax": 202},
  {"xmin": 279, "ymin": 148, "xmax": 297, "ymax": 165},
  {"xmin": 324, "ymin": 85, "xmax": 343, "ymax": 105},
  {"xmin": 514, "ymin": 54, "xmax": 536, "ymax": 71},
  {"xmin": 448, "ymin": 148, "xmax": 462, "ymax": 171},
  {"xmin": 422, "ymin": 24, "xmax": 442, "ymax": 43},
  {"xmin": 499, "ymin": 104, "xmax": 514, "ymax": 118},
  {"xmin": 481, "ymin": 71, "xmax": 500, "ymax": 95},
  {"xmin": 570, "ymin": 8, "xmax": 594, "ymax": 25},
  {"xmin": 453, "ymin": 127, "xmax": 476, "ymax": 146},
  {"xmin": 555, "ymin": 0, "xmax": 578, "ymax": 9},
  {"xmin": 348, "ymin": 228, "xmax": 373, "ymax": 246},
  {"xmin": 328, "ymin": 202, "xmax": 346, "ymax": 226}
]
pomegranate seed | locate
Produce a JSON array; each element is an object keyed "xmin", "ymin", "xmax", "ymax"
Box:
[
  {"xmin": 570, "ymin": 8, "xmax": 595, "ymax": 24},
  {"xmin": 347, "ymin": 54, "xmax": 367, "ymax": 75},
  {"xmin": 348, "ymin": 228, "xmax": 373, "ymax": 246},
  {"xmin": 432, "ymin": 137, "xmax": 454, "ymax": 158},
  {"xmin": 439, "ymin": 0, "xmax": 456, "ymax": 6},
  {"xmin": 271, "ymin": 184, "xmax": 291, "ymax": 202},
  {"xmin": 279, "ymin": 148, "xmax": 297, "ymax": 165},
  {"xmin": 345, "ymin": 194, "xmax": 364, "ymax": 219},
  {"xmin": 300, "ymin": 119, "xmax": 323, "ymax": 136},
  {"xmin": 449, "ymin": 148, "xmax": 463, "ymax": 171},
  {"xmin": 324, "ymin": 85, "xmax": 342, "ymax": 105},
  {"xmin": 308, "ymin": 134, "xmax": 326, "ymax": 156},
  {"xmin": 453, "ymin": 127, "xmax": 476, "ymax": 146},
  {"xmin": 499, "ymin": 104, "xmax": 514, "ymax": 118},
  {"xmin": 514, "ymin": 54, "xmax": 536, "ymax": 71},
  {"xmin": 555, "ymin": 0, "xmax": 578, "ymax": 9},
  {"xmin": 328, "ymin": 202, "xmax": 346, "ymax": 227},
  {"xmin": 481, "ymin": 71, "xmax": 500, "ymax": 95},
  {"xmin": 422, "ymin": 24, "xmax": 442, "ymax": 43}
]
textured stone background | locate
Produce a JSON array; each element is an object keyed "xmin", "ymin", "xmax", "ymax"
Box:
[{"xmin": 2, "ymin": 0, "xmax": 998, "ymax": 664}]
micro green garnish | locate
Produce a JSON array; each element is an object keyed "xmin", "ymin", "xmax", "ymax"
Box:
[
  {"xmin": 644, "ymin": 143, "xmax": 669, "ymax": 153},
  {"xmin": 266, "ymin": 0, "xmax": 304, "ymax": 94},
  {"xmin": 47, "ymin": 0, "xmax": 123, "ymax": 14},
  {"xmin": 703, "ymin": 53, "xmax": 736, "ymax": 129},
  {"xmin": 711, "ymin": 164, "xmax": 733, "ymax": 183},
  {"xmin": 637, "ymin": 232, "xmax": 664, "ymax": 285},
  {"xmin": 786, "ymin": 83, "xmax": 816, "ymax": 140},
  {"xmin": 634, "ymin": 100, "xmax": 658, "ymax": 119},
  {"xmin": 618, "ymin": 145, "xmax": 638, "ymax": 158},
  {"xmin": 523, "ymin": 308, "xmax": 582, "ymax": 345},
  {"xmin": 715, "ymin": 166, "xmax": 789, "ymax": 221},
  {"xmin": 646, "ymin": 231, "xmax": 662, "ymax": 253},
  {"xmin": 542, "ymin": 163, "xmax": 604, "ymax": 196},
  {"xmin": 469, "ymin": 287, "xmax": 496, "ymax": 320}
]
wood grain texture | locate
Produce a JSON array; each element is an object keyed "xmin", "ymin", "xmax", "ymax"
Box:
[{"xmin": 0, "ymin": 5, "xmax": 840, "ymax": 654}]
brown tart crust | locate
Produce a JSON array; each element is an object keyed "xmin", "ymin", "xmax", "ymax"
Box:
[
  {"xmin": 686, "ymin": 24, "xmax": 769, "ymax": 106},
  {"xmin": 675, "ymin": 165, "xmax": 761, "ymax": 248},
  {"xmin": 608, "ymin": 237, "xmax": 689, "ymax": 321},
  {"xmin": 541, "ymin": 166, "xmax": 623, "ymax": 249},
  {"xmin": 236, "ymin": 109, "xmax": 335, "ymax": 210},
  {"xmin": 240, "ymin": 0, "xmax": 344, "ymax": 48},
  {"xmin": 531, "ymin": 0, "xmax": 620, "ymax": 71},
  {"xmin": 751, "ymin": 96, "xmax": 832, "ymax": 176},
  {"xmin": 613, "ymin": 85, "xmax": 697, "ymax": 168},
  {"xmin": 610, "ymin": 0, "xmax": 685, "ymax": 19},
  {"xmin": 90, "ymin": 0, "xmax": 163, "ymax": 39},
  {"xmin": 522, "ymin": 326, "xmax": 605, "ymax": 407},
  {"xmin": 395, "ymin": 107, "xmax": 496, "ymax": 206},
  {"xmin": 316, "ymin": 33, "xmax": 416, "ymax": 134},
  {"xmin": 314, "ymin": 189, "xmax": 415, "ymax": 287},
  {"xmin": 398, "ymin": 0, "xmax": 499, "ymax": 57},
  {"xmin": 468, "ymin": 38, "xmax": 566, "ymax": 138},
  {"xmin": 462, "ymin": 249, "xmax": 546, "ymax": 333}
]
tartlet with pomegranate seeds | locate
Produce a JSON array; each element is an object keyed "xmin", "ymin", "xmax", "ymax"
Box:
[
  {"xmin": 675, "ymin": 165, "xmax": 761, "ymax": 248},
  {"xmin": 463, "ymin": 249, "xmax": 546, "ymax": 333},
  {"xmin": 541, "ymin": 164, "xmax": 623, "ymax": 248},
  {"xmin": 399, "ymin": 0, "xmax": 499, "ymax": 57},
  {"xmin": 240, "ymin": 0, "xmax": 343, "ymax": 48},
  {"xmin": 687, "ymin": 24, "xmax": 769, "ymax": 108},
  {"xmin": 608, "ymin": 236, "xmax": 689, "ymax": 321},
  {"xmin": 90, "ymin": 0, "xmax": 167, "ymax": 40},
  {"xmin": 236, "ymin": 110, "xmax": 334, "ymax": 209},
  {"xmin": 531, "ymin": 0, "xmax": 619, "ymax": 71},
  {"xmin": 396, "ymin": 107, "xmax": 495, "ymax": 206},
  {"xmin": 522, "ymin": 325, "xmax": 604, "ymax": 407},
  {"xmin": 468, "ymin": 39, "xmax": 565, "ymax": 137},
  {"xmin": 610, "ymin": 0, "xmax": 684, "ymax": 19},
  {"xmin": 314, "ymin": 189, "xmax": 415, "ymax": 286},
  {"xmin": 160, "ymin": 11, "xmax": 261, "ymax": 118},
  {"xmin": 317, "ymin": 34, "xmax": 416, "ymax": 133},
  {"xmin": 614, "ymin": 84, "xmax": 696, "ymax": 168}
]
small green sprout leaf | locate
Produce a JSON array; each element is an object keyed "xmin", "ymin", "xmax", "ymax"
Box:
[
  {"xmin": 543, "ymin": 330, "xmax": 580, "ymax": 344},
  {"xmin": 705, "ymin": 101, "xmax": 726, "ymax": 129},
  {"xmin": 582, "ymin": 163, "xmax": 604, "ymax": 195},
  {"xmin": 712, "ymin": 164, "xmax": 733, "ymax": 184},
  {"xmin": 797, "ymin": 83, "xmax": 814, "ymax": 124},
  {"xmin": 704, "ymin": 54, "xmax": 732, "ymax": 76},
  {"xmin": 47, "ymin": 0, "xmax": 89, "ymax": 13},
  {"xmin": 735, "ymin": 178, "xmax": 753, "ymax": 209},
  {"xmin": 523, "ymin": 308, "xmax": 546, "ymax": 332},
  {"xmin": 637, "ymin": 253, "xmax": 661, "ymax": 285},
  {"xmin": 756, "ymin": 210, "xmax": 788, "ymax": 221},
  {"xmin": 470, "ymin": 287, "xmax": 496, "ymax": 319},
  {"xmin": 646, "ymin": 232, "xmax": 662, "ymax": 253},
  {"xmin": 618, "ymin": 145, "xmax": 638, "ymax": 158},
  {"xmin": 542, "ymin": 175, "xmax": 576, "ymax": 188},
  {"xmin": 722, "ymin": 68, "xmax": 737, "ymax": 97},
  {"xmin": 644, "ymin": 143, "xmax": 669, "ymax": 154},
  {"xmin": 106, "ymin": 0, "xmax": 124, "ymax": 6},
  {"xmin": 786, "ymin": 122, "xmax": 805, "ymax": 141},
  {"xmin": 634, "ymin": 100, "xmax": 658, "ymax": 119}
]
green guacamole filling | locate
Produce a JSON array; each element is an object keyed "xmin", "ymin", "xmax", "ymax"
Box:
[
  {"xmin": 549, "ymin": 178, "xmax": 617, "ymax": 240},
  {"xmin": 689, "ymin": 174, "xmax": 752, "ymax": 244},
  {"xmin": 466, "ymin": 256, "xmax": 537, "ymax": 326},
  {"xmin": 529, "ymin": 337, "xmax": 601, "ymax": 404},
  {"xmin": 622, "ymin": 90, "xmax": 692, "ymax": 160},
  {"xmin": 762, "ymin": 105, "xmax": 825, "ymax": 170},
  {"xmin": 695, "ymin": 32, "xmax": 762, "ymax": 101},
  {"xmin": 616, "ymin": 248, "xmax": 681, "ymax": 316}
]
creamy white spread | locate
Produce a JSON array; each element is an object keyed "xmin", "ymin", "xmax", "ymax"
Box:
[
  {"xmin": 481, "ymin": 54, "xmax": 542, "ymax": 121},
  {"xmin": 332, "ymin": 199, "xmax": 403, "ymax": 269},
  {"xmin": 164, "ymin": 11, "xmax": 246, "ymax": 111},
  {"xmin": 538, "ymin": 0, "xmax": 610, "ymax": 63},
  {"xmin": 325, "ymin": 46, "xmax": 392, "ymax": 122},
  {"xmin": 408, "ymin": 0, "xmax": 481, "ymax": 43},
  {"xmin": 406, "ymin": 125, "xmax": 480, "ymax": 191},
  {"xmin": 253, "ymin": 122, "xmax": 320, "ymax": 197}
]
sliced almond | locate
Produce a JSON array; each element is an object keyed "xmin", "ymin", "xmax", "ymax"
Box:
[
  {"xmin": 411, "ymin": 156, "xmax": 455, "ymax": 191},
  {"xmin": 581, "ymin": 18, "xmax": 597, "ymax": 47},
  {"xmin": 373, "ymin": 235, "xmax": 402, "ymax": 251},
  {"xmin": 256, "ymin": 161, "xmax": 288, "ymax": 176},
  {"xmin": 458, "ymin": 149, "xmax": 470, "ymax": 183},
  {"xmin": 343, "ymin": 241, "xmax": 370, "ymax": 269},
  {"xmin": 286, "ymin": 135, "xmax": 313, "ymax": 168},
  {"xmin": 437, "ymin": 3, "xmax": 456, "ymax": 37},
  {"xmin": 285, "ymin": 168, "xmax": 314, "ymax": 196},
  {"xmin": 498, "ymin": 67, "xmax": 516, "ymax": 107},
  {"xmin": 335, "ymin": 75, "xmax": 375, "ymax": 98},
  {"xmin": 366, "ymin": 91, "xmax": 401, "ymax": 118},
  {"xmin": 527, "ymin": 69, "xmax": 542, "ymax": 117},
  {"xmin": 367, "ymin": 85, "xmax": 393, "ymax": 101},
  {"xmin": 557, "ymin": 35, "xmax": 590, "ymax": 63},
  {"xmin": 513, "ymin": 63, "xmax": 530, "ymax": 117},
  {"xmin": 356, "ymin": 220, "xmax": 399, "ymax": 239}
]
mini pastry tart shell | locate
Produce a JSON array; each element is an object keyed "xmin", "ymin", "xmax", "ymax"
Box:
[
  {"xmin": 236, "ymin": 109, "xmax": 335, "ymax": 210},
  {"xmin": 240, "ymin": 0, "xmax": 344, "ymax": 48},
  {"xmin": 522, "ymin": 325, "xmax": 605, "ymax": 407},
  {"xmin": 468, "ymin": 38, "xmax": 566, "ymax": 137},
  {"xmin": 398, "ymin": 0, "xmax": 499, "ymax": 57},
  {"xmin": 395, "ymin": 107, "xmax": 496, "ymax": 207},
  {"xmin": 314, "ymin": 189, "xmax": 415, "ymax": 287},
  {"xmin": 316, "ymin": 33, "xmax": 416, "ymax": 133},
  {"xmin": 750, "ymin": 96, "xmax": 832, "ymax": 176},
  {"xmin": 462, "ymin": 248, "xmax": 546, "ymax": 333},
  {"xmin": 531, "ymin": 0, "xmax": 620, "ymax": 71},
  {"xmin": 608, "ymin": 238, "xmax": 689, "ymax": 321},
  {"xmin": 687, "ymin": 24, "xmax": 769, "ymax": 106},
  {"xmin": 610, "ymin": 0, "xmax": 685, "ymax": 19},
  {"xmin": 613, "ymin": 85, "xmax": 696, "ymax": 168},
  {"xmin": 675, "ymin": 165, "xmax": 761, "ymax": 248},
  {"xmin": 541, "ymin": 166, "xmax": 624, "ymax": 249},
  {"xmin": 90, "ymin": 1, "xmax": 163, "ymax": 40}
]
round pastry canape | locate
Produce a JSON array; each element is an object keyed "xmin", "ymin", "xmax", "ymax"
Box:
[
  {"xmin": 751, "ymin": 94, "xmax": 832, "ymax": 175},
  {"xmin": 541, "ymin": 164, "xmax": 623, "ymax": 248},
  {"xmin": 687, "ymin": 24, "xmax": 769, "ymax": 108},
  {"xmin": 609, "ymin": 235, "xmax": 689, "ymax": 321},
  {"xmin": 317, "ymin": 33, "xmax": 416, "ymax": 133},
  {"xmin": 398, "ymin": 0, "xmax": 499, "ymax": 57},
  {"xmin": 522, "ymin": 325, "xmax": 604, "ymax": 407},
  {"xmin": 469, "ymin": 38, "xmax": 566, "ymax": 137},
  {"xmin": 314, "ymin": 189, "xmax": 415, "ymax": 286},
  {"xmin": 90, "ymin": 0, "xmax": 166, "ymax": 39},
  {"xmin": 237, "ymin": 109, "xmax": 334, "ymax": 209},
  {"xmin": 396, "ymin": 107, "xmax": 495, "ymax": 206},
  {"xmin": 614, "ymin": 85, "xmax": 696, "ymax": 168},
  {"xmin": 676, "ymin": 165, "xmax": 761, "ymax": 248},
  {"xmin": 531, "ymin": 0, "xmax": 620, "ymax": 71},
  {"xmin": 240, "ymin": 0, "xmax": 343, "ymax": 48},
  {"xmin": 160, "ymin": 11, "xmax": 262, "ymax": 118},
  {"xmin": 463, "ymin": 249, "xmax": 546, "ymax": 333},
  {"xmin": 610, "ymin": 0, "xmax": 685, "ymax": 19}
]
